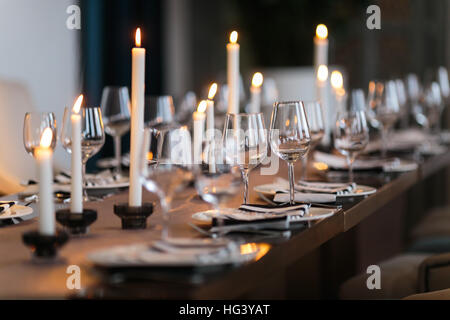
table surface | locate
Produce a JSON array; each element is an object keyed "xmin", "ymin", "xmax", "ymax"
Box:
[{"xmin": 0, "ymin": 151, "xmax": 449, "ymax": 299}]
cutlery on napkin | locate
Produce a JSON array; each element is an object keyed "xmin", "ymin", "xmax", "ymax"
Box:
[
  {"xmin": 296, "ymin": 180, "xmax": 356, "ymax": 195},
  {"xmin": 273, "ymin": 192, "xmax": 336, "ymax": 204},
  {"xmin": 0, "ymin": 201, "xmax": 17, "ymax": 214}
]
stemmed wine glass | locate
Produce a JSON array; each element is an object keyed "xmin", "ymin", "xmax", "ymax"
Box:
[
  {"xmin": 223, "ymin": 113, "xmax": 267, "ymax": 205},
  {"xmin": 140, "ymin": 126, "xmax": 193, "ymax": 240},
  {"xmin": 61, "ymin": 106, "xmax": 105, "ymax": 201},
  {"xmin": 301, "ymin": 101, "xmax": 325, "ymax": 179},
  {"xmin": 194, "ymin": 138, "xmax": 241, "ymax": 232},
  {"xmin": 422, "ymin": 81, "xmax": 444, "ymax": 136},
  {"xmin": 367, "ymin": 80, "xmax": 400, "ymax": 158},
  {"xmin": 269, "ymin": 101, "xmax": 311, "ymax": 205},
  {"xmin": 100, "ymin": 86, "xmax": 131, "ymax": 176},
  {"xmin": 23, "ymin": 112, "xmax": 57, "ymax": 156},
  {"xmin": 333, "ymin": 94, "xmax": 369, "ymax": 183}
]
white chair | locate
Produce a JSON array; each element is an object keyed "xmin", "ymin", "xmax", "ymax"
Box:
[{"xmin": 0, "ymin": 80, "xmax": 38, "ymax": 195}]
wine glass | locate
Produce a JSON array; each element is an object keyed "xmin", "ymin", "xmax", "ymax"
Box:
[
  {"xmin": 438, "ymin": 66, "xmax": 450, "ymax": 105},
  {"xmin": 333, "ymin": 98, "xmax": 369, "ymax": 183},
  {"xmin": 301, "ymin": 101, "xmax": 325, "ymax": 179},
  {"xmin": 422, "ymin": 81, "xmax": 444, "ymax": 135},
  {"xmin": 367, "ymin": 80, "xmax": 400, "ymax": 158},
  {"xmin": 23, "ymin": 112, "xmax": 57, "ymax": 156},
  {"xmin": 61, "ymin": 106, "xmax": 105, "ymax": 201},
  {"xmin": 194, "ymin": 138, "xmax": 241, "ymax": 233},
  {"xmin": 140, "ymin": 126, "xmax": 193, "ymax": 240},
  {"xmin": 100, "ymin": 86, "xmax": 130, "ymax": 176},
  {"xmin": 395, "ymin": 79, "xmax": 409, "ymax": 128},
  {"xmin": 269, "ymin": 101, "xmax": 311, "ymax": 205},
  {"xmin": 223, "ymin": 113, "xmax": 267, "ymax": 205}
]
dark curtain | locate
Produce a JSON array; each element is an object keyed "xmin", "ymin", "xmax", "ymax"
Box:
[{"xmin": 80, "ymin": 0, "xmax": 163, "ymax": 171}]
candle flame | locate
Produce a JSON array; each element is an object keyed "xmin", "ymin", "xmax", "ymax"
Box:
[
  {"xmin": 331, "ymin": 71, "xmax": 344, "ymax": 90},
  {"xmin": 317, "ymin": 65, "xmax": 328, "ymax": 82},
  {"xmin": 197, "ymin": 100, "xmax": 207, "ymax": 113},
  {"xmin": 135, "ymin": 28, "xmax": 141, "ymax": 47},
  {"xmin": 230, "ymin": 31, "xmax": 238, "ymax": 44},
  {"xmin": 208, "ymin": 83, "xmax": 218, "ymax": 100},
  {"xmin": 40, "ymin": 128, "xmax": 53, "ymax": 148},
  {"xmin": 252, "ymin": 72, "xmax": 264, "ymax": 88},
  {"xmin": 316, "ymin": 24, "xmax": 328, "ymax": 40},
  {"xmin": 72, "ymin": 94, "xmax": 83, "ymax": 114}
]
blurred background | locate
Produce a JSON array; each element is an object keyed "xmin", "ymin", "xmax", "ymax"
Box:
[{"xmin": 0, "ymin": 0, "xmax": 449, "ymax": 180}]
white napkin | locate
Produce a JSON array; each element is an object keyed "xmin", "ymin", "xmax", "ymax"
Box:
[
  {"xmin": 273, "ymin": 193, "xmax": 336, "ymax": 203},
  {"xmin": 314, "ymin": 151, "xmax": 385, "ymax": 170},
  {"xmin": 296, "ymin": 180, "xmax": 356, "ymax": 195}
]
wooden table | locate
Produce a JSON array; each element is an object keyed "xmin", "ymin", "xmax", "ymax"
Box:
[{"xmin": 0, "ymin": 151, "xmax": 449, "ymax": 299}]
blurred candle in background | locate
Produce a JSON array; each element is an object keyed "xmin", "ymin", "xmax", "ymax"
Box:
[
  {"xmin": 227, "ymin": 31, "xmax": 240, "ymax": 114},
  {"xmin": 206, "ymin": 83, "xmax": 217, "ymax": 140},
  {"xmin": 314, "ymin": 24, "xmax": 329, "ymax": 71},
  {"xmin": 193, "ymin": 100, "xmax": 207, "ymax": 164},
  {"xmin": 316, "ymin": 65, "xmax": 330, "ymax": 145},
  {"xmin": 129, "ymin": 28, "xmax": 146, "ymax": 207},
  {"xmin": 70, "ymin": 94, "xmax": 83, "ymax": 213},
  {"xmin": 249, "ymin": 72, "xmax": 263, "ymax": 114},
  {"xmin": 331, "ymin": 70, "xmax": 345, "ymax": 112},
  {"xmin": 36, "ymin": 128, "xmax": 55, "ymax": 235}
]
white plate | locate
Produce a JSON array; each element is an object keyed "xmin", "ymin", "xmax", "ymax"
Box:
[
  {"xmin": 87, "ymin": 242, "xmax": 260, "ymax": 268},
  {"xmin": 0, "ymin": 205, "xmax": 33, "ymax": 220},
  {"xmin": 253, "ymin": 184, "xmax": 376, "ymax": 199},
  {"xmin": 85, "ymin": 179, "xmax": 130, "ymax": 190},
  {"xmin": 191, "ymin": 207, "xmax": 338, "ymax": 224}
]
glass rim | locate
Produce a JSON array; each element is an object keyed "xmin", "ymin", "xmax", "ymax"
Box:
[
  {"xmin": 225, "ymin": 112, "xmax": 263, "ymax": 117},
  {"xmin": 273, "ymin": 100, "xmax": 305, "ymax": 107}
]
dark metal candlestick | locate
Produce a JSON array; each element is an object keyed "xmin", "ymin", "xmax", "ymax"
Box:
[
  {"xmin": 113, "ymin": 203, "xmax": 153, "ymax": 229},
  {"xmin": 56, "ymin": 209, "xmax": 97, "ymax": 235},
  {"xmin": 22, "ymin": 230, "xmax": 68, "ymax": 262}
]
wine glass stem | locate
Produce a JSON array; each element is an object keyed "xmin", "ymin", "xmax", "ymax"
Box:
[
  {"xmin": 301, "ymin": 157, "xmax": 307, "ymax": 180},
  {"xmin": 114, "ymin": 136, "xmax": 122, "ymax": 176},
  {"xmin": 241, "ymin": 169, "xmax": 249, "ymax": 205},
  {"xmin": 82, "ymin": 162, "xmax": 88, "ymax": 200},
  {"xmin": 381, "ymin": 126, "xmax": 388, "ymax": 159},
  {"xmin": 347, "ymin": 154, "xmax": 355, "ymax": 184},
  {"xmin": 288, "ymin": 162, "xmax": 295, "ymax": 205}
]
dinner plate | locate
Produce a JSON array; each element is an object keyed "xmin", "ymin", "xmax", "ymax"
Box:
[
  {"xmin": 0, "ymin": 205, "xmax": 33, "ymax": 220},
  {"xmin": 191, "ymin": 207, "xmax": 338, "ymax": 224},
  {"xmin": 87, "ymin": 242, "xmax": 261, "ymax": 268},
  {"xmin": 253, "ymin": 183, "xmax": 377, "ymax": 199}
]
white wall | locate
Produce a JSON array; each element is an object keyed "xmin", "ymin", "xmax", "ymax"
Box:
[{"xmin": 0, "ymin": 0, "xmax": 80, "ymax": 178}]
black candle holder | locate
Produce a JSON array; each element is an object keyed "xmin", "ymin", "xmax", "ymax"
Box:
[
  {"xmin": 56, "ymin": 209, "xmax": 98, "ymax": 235},
  {"xmin": 113, "ymin": 203, "xmax": 154, "ymax": 230},
  {"xmin": 22, "ymin": 230, "xmax": 69, "ymax": 262}
]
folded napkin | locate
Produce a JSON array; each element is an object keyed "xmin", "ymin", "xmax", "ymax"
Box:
[
  {"xmin": 239, "ymin": 203, "xmax": 309, "ymax": 215},
  {"xmin": 0, "ymin": 201, "xmax": 17, "ymax": 214},
  {"xmin": 54, "ymin": 170, "xmax": 125, "ymax": 187},
  {"xmin": 365, "ymin": 129, "xmax": 429, "ymax": 154},
  {"xmin": 314, "ymin": 151, "xmax": 387, "ymax": 171},
  {"xmin": 273, "ymin": 192, "xmax": 336, "ymax": 203},
  {"xmin": 296, "ymin": 180, "xmax": 356, "ymax": 195}
]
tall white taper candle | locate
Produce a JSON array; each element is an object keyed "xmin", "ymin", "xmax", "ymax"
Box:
[
  {"xmin": 36, "ymin": 128, "xmax": 55, "ymax": 235},
  {"xmin": 227, "ymin": 31, "xmax": 240, "ymax": 114},
  {"xmin": 70, "ymin": 95, "xmax": 84, "ymax": 213},
  {"xmin": 129, "ymin": 28, "xmax": 146, "ymax": 207}
]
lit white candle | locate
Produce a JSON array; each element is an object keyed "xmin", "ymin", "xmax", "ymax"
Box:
[
  {"xmin": 314, "ymin": 24, "xmax": 329, "ymax": 71},
  {"xmin": 193, "ymin": 101, "xmax": 206, "ymax": 164},
  {"xmin": 331, "ymin": 70, "xmax": 345, "ymax": 112},
  {"xmin": 36, "ymin": 128, "xmax": 55, "ymax": 235},
  {"xmin": 249, "ymin": 72, "xmax": 263, "ymax": 113},
  {"xmin": 206, "ymin": 83, "xmax": 217, "ymax": 141},
  {"xmin": 70, "ymin": 94, "xmax": 84, "ymax": 213},
  {"xmin": 227, "ymin": 31, "xmax": 240, "ymax": 114},
  {"xmin": 129, "ymin": 28, "xmax": 146, "ymax": 207},
  {"xmin": 316, "ymin": 65, "xmax": 330, "ymax": 145}
]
